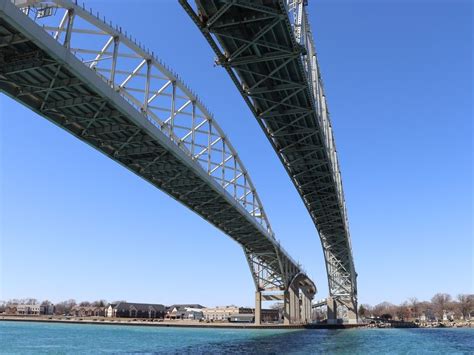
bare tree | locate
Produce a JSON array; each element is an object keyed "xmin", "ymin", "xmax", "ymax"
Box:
[
  {"xmin": 54, "ymin": 299, "xmax": 76, "ymax": 315},
  {"xmin": 358, "ymin": 304, "xmax": 371, "ymax": 318},
  {"xmin": 372, "ymin": 302, "xmax": 396, "ymax": 319},
  {"xmin": 79, "ymin": 301, "xmax": 91, "ymax": 307},
  {"xmin": 431, "ymin": 293, "xmax": 452, "ymax": 319},
  {"xmin": 92, "ymin": 300, "xmax": 107, "ymax": 307},
  {"xmin": 457, "ymin": 294, "xmax": 474, "ymax": 320},
  {"xmin": 396, "ymin": 302, "xmax": 411, "ymax": 321},
  {"xmin": 408, "ymin": 297, "xmax": 419, "ymax": 319}
]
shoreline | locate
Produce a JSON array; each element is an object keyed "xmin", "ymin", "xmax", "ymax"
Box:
[
  {"xmin": 3, "ymin": 316, "xmax": 470, "ymax": 329},
  {"xmin": 0, "ymin": 316, "xmax": 363, "ymax": 329}
]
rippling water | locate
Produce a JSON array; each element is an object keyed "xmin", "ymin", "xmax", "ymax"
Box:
[{"xmin": 1, "ymin": 321, "xmax": 472, "ymax": 354}]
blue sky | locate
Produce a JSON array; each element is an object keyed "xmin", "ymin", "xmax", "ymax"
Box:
[{"xmin": 1, "ymin": 0, "xmax": 472, "ymax": 307}]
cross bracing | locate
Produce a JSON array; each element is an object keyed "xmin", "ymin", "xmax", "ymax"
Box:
[
  {"xmin": 0, "ymin": 0, "xmax": 315, "ymax": 296},
  {"xmin": 180, "ymin": 0, "xmax": 357, "ymax": 303}
]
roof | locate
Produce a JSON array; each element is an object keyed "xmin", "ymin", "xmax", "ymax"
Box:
[
  {"xmin": 115, "ymin": 302, "xmax": 165, "ymax": 312},
  {"xmin": 167, "ymin": 304, "xmax": 205, "ymax": 310}
]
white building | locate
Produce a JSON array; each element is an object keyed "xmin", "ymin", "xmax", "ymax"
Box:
[{"xmin": 17, "ymin": 304, "xmax": 41, "ymax": 315}]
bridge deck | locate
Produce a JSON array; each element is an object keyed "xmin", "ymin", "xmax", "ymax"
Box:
[
  {"xmin": 0, "ymin": 0, "xmax": 314, "ymax": 293},
  {"xmin": 181, "ymin": 0, "xmax": 356, "ymax": 298}
]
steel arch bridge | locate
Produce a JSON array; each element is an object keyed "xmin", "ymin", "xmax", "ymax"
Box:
[
  {"xmin": 0, "ymin": 0, "xmax": 315, "ymax": 323},
  {"xmin": 180, "ymin": 0, "xmax": 358, "ymax": 322}
]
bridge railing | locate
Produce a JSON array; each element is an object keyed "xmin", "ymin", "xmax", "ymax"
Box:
[{"xmin": 12, "ymin": 0, "xmax": 274, "ymax": 236}]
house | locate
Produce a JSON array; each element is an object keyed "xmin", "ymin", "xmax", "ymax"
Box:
[
  {"xmin": 6, "ymin": 304, "xmax": 41, "ymax": 315},
  {"xmin": 107, "ymin": 302, "xmax": 166, "ymax": 319},
  {"xmin": 106, "ymin": 304, "xmax": 116, "ymax": 317},
  {"xmin": 167, "ymin": 304, "xmax": 205, "ymax": 310},
  {"xmin": 40, "ymin": 303, "xmax": 55, "ymax": 315},
  {"xmin": 70, "ymin": 306, "xmax": 106, "ymax": 317},
  {"xmin": 166, "ymin": 305, "xmax": 204, "ymax": 320}
]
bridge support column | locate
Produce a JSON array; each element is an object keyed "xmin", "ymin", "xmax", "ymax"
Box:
[
  {"xmin": 341, "ymin": 297, "xmax": 358, "ymax": 324},
  {"xmin": 301, "ymin": 294, "xmax": 312, "ymax": 324},
  {"xmin": 327, "ymin": 297, "xmax": 358, "ymax": 324},
  {"xmin": 292, "ymin": 287, "xmax": 300, "ymax": 324},
  {"xmin": 255, "ymin": 291, "xmax": 261, "ymax": 325},
  {"xmin": 327, "ymin": 296, "xmax": 337, "ymax": 324},
  {"xmin": 283, "ymin": 289, "xmax": 291, "ymax": 325},
  {"xmin": 300, "ymin": 295, "xmax": 306, "ymax": 323},
  {"xmin": 284, "ymin": 285, "xmax": 298, "ymax": 324}
]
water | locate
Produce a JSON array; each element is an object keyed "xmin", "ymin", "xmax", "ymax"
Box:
[{"xmin": 0, "ymin": 321, "xmax": 472, "ymax": 354}]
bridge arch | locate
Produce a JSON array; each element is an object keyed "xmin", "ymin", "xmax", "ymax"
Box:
[{"xmin": 1, "ymin": 0, "xmax": 316, "ymax": 323}]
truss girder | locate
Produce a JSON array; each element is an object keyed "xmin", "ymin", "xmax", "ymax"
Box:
[
  {"xmin": 0, "ymin": 0, "xmax": 315, "ymax": 294},
  {"xmin": 181, "ymin": 0, "xmax": 357, "ymax": 302}
]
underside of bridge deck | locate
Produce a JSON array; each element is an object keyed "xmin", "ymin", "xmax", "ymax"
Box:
[{"xmin": 181, "ymin": 0, "xmax": 358, "ymax": 322}]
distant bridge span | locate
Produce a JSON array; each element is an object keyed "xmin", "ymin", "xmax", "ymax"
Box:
[
  {"xmin": 181, "ymin": 0, "xmax": 358, "ymax": 322},
  {"xmin": 0, "ymin": 0, "xmax": 315, "ymax": 324}
]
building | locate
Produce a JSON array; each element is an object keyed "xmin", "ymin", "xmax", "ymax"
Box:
[
  {"xmin": 261, "ymin": 309, "xmax": 280, "ymax": 323},
  {"xmin": 6, "ymin": 304, "xmax": 41, "ymax": 315},
  {"xmin": 167, "ymin": 304, "xmax": 205, "ymax": 310},
  {"xmin": 202, "ymin": 306, "xmax": 253, "ymax": 321},
  {"xmin": 70, "ymin": 306, "xmax": 106, "ymax": 317},
  {"xmin": 166, "ymin": 305, "xmax": 204, "ymax": 320},
  {"xmin": 40, "ymin": 303, "xmax": 55, "ymax": 315},
  {"xmin": 106, "ymin": 302, "xmax": 166, "ymax": 319}
]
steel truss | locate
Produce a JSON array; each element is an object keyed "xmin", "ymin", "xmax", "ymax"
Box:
[
  {"xmin": 181, "ymin": 0, "xmax": 357, "ymax": 309},
  {"xmin": 0, "ymin": 0, "xmax": 315, "ymax": 296}
]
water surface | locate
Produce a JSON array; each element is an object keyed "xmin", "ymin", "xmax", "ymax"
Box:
[{"xmin": 1, "ymin": 321, "xmax": 472, "ymax": 354}]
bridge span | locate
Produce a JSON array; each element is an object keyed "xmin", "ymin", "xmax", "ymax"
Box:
[
  {"xmin": 0, "ymin": 0, "xmax": 315, "ymax": 324},
  {"xmin": 180, "ymin": 0, "xmax": 358, "ymax": 323}
]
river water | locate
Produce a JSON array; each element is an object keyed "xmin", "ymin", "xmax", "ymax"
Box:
[{"xmin": 1, "ymin": 321, "xmax": 472, "ymax": 354}]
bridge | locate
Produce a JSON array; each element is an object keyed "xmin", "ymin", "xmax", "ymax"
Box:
[
  {"xmin": 0, "ymin": 0, "xmax": 316, "ymax": 324},
  {"xmin": 180, "ymin": 0, "xmax": 358, "ymax": 323}
]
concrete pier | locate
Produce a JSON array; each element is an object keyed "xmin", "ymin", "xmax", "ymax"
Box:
[
  {"xmin": 255, "ymin": 291, "xmax": 261, "ymax": 325},
  {"xmin": 327, "ymin": 296, "xmax": 358, "ymax": 324},
  {"xmin": 301, "ymin": 294, "xmax": 312, "ymax": 323},
  {"xmin": 327, "ymin": 297, "xmax": 337, "ymax": 324}
]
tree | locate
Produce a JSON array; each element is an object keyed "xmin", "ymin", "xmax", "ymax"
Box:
[
  {"xmin": 456, "ymin": 294, "xmax": 474, "ymax": 320},
  {"xmin": 372, "ymin": 302, "xmax": 396, "ymax": 319},
  {"xmin": 395, "ymin": 302, "xmax": 411, "ymax": 321},
  {"xmin": 54, "ymin": 299, "xmax": 76, "ymax": 315},
  {"xmin": 92, "ymin": 300, "xmax": 107, "ymax": 307},
  {"xmin": 358, "ymin": 304, "xmax": 371, "ymax": 318},
  {"xmin": 408, "ymin": 297, "xmax": 419, "ymax": 319},
  {"xmin": 79, "ymin": 301, "xmax": 91, "ymax": 307},
  {"xmin": 431, "ymin": 293, "xmax": 452, "ymax": 319}
]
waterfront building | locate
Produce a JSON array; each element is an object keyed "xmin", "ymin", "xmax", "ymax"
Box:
[
  {"xmin": 6, "ymin": 304, "xmax": 41, "ymax": 315},
  {"xmin": 106, "ymin": 302, "xmax": 166, "ymax": 319},
  {"xmin": 167, "ymin": 304, "xmax": 205, "ymax": 310},
  {"xmin": 166, "ymin": 305, "xmax": 204, "ymax": 320},
  {"xmin": 262, "ymin": 309, "xmax": 280, "ymax": 323},
  {"xmin": 40, "ymin": 303, "xmax": 55, "ymax": 315},
  {"xmin": 105, "ymin": 304, "xmax": 116, "ymax": 317},
  {"xmin": 70, "ymin": 306, "xmax": 106, "ymax": 317},
  {"xmin": 202, "ymin": 306, "xmax": 253, "ymax": 321}
]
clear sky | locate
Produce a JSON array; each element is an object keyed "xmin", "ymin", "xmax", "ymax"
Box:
[{"xmin": 1, "ymin": 0, "xmax": 472, "ymax": 308}]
